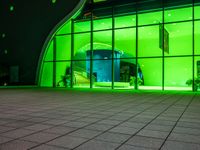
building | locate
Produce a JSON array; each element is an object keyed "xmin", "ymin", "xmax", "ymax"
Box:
[{"xmin": 38, "ymin": 0, "xmax": 200, "ymax": 91}]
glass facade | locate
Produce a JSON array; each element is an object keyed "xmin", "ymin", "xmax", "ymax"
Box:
[{"xmin": 39, "ymin": 2, "xmax": 200, "ymax": 91}]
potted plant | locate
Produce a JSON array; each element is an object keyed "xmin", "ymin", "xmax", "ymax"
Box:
[{"xmin": 186, "ymin": 77, "xmax": 200, "ymax": 91}]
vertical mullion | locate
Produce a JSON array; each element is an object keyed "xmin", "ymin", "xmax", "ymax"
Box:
[
  {"xmin": 53, "ymin": 37, "xmax": 56, "ymax": 88},
  {"xmin": 112, "ymin": 7, "xmax": 115, "ymax": 89},
  {"xmin": 162, "ymin": 0, "xmax": 165, "ymax": 91},
  {"xmin": 71, "ymin": 20, "xmax": 74, "ymax": 88},
  {"xmin": 135, "ymin": 2, "xmax": 138, "ymax": 90},
  {"xmin": 192, "ymin": 0, "xmax": 195, "ymax": 92},
  {"xmin": 90, "ymin": 10, "xmax": 94, "ymax": 88}
]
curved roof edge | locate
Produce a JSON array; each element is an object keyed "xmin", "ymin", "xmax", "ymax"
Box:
[{"xmin": 36, "ymin": 0, "xmax": 88, "ymax": 85}]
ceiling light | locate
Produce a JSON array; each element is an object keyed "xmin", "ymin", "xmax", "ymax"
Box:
[{"xmin": 168, "ymin": 13, "xmax": 171, "ymax": 17}]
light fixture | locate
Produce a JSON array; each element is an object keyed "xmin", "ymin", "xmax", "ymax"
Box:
[
  {"xmin": 168, "ymin": 13, "xmax": 171, "ymax": 17},
  {"xmin": 10, "ymin": 6, "xmax": 14, "ymax": 12}
]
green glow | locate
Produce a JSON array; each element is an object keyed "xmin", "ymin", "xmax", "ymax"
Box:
[
  {"xmin": 138, "ymin": 25, "xmax": 162, "ymax": 57},
  {"xmin": 56, "ymin": 35, "xmax": 71, "ymax": 60},
  {"xmin": 195, "ymin": 21, "xmax": 200, "ymax": 55},
  {"xmin": 56, "ymin": 62, "xmax": 71, "ymax": 87},
  {"xmin": 74, "ymin": 21, "xmax": 91, "ymax": 33},
  {"xmin": 138, "ymin": 11, "xmax": 162, "ymax": 25},
  {"xmin": 56, "ymin": 22, "xmax": 71, "ymax": 35},
  {"xmin": 115, "ymin": 28, "xmax": 136, "ymax": 58},
  {"xmin": 10, "ymin": 6, "xmax": 14, "ymax": 12},
  {"xmin": 164, "ymin": 7, "xmax": 192, "ymax": 22},
  {"xmin": 93, "ymin": 18, "xmax": 112, "ymax": 31},
  {"xmin": 40, "ymin": 63, "xmax": 53, "ymax": 87},
  {"xmin": 139, "ymin": 58, "xmax": 162, "ymax": 88},
  {"xmin": 2, "ymin": 33, "xmax": 6, "ymax": 38},
  {"xmin": 52, "ymin": 0, "xmax": 56, "ymax": 3},
  {"xmin": 74, "ymin": 33, "xmax": 90, "ymax": 60},
  {"xmin": 44, "ymin": 40, "xmax": 53, "ymax": 61},
  {"xmin": 73, "ymin": 61, "xmax": 90, "ymax": 88},
  {"xmin": 93, "ymin": 30, "xmax": 112, "ymax": 51},
  {"xmin": 164, "ymin": 57, "xmax": 192, "ymax": 88},
  {"xmin": 194, "ymin": 6, "xmax": 200, "ymax": 19},
  {"xmin": 39, "ymin": 4, "xmax": 199, "ymax": 91},
  {"xmin": 165, "ymin": 22, "xmax": 192, "ymax": 56},
  {"xmin": 114, "ymin": 15, "xmax": 136, "ymax": 28}
]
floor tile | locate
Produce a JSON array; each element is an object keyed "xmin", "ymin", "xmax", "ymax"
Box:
[
  {"xmin": 31, "ymin": 144, "xmax": 69, "ymax": 150},
  {"xmin": 95, "ymin": 132, "xmax": 131, "ymax": 143},
  {"xmin": 75, "ymin": 139, "xmax": 119, "ymax": 150},
  {"xmin": 0, "ymin": 140, "xmax": 38, "ymax": 150},
  {"xmin": 161, "ymin": 140, "xmax": 200, "ymax": 150},
  {"xmin": 126, "ymin": 135, "xmax": 164, "ymax": 149},
  {"xmin": 69, "ymin": 129, "xmax": 101, "ymax": 139},
  {"xmin": 47, "ymin": 135, "xmax": 88, "ymax": 149},
  {"xmin": 137, "ymin": 129, "xmax": 169, "ymax": 139},
  {"xmin": 1, "ymin": 128, "xmax": 36, "ymax": 139},
  {"xmin": 21, "ymin": 132, "xmax": 59, "ymax": 143}
]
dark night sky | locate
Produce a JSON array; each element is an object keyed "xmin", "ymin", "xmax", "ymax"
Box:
[{"xmin": 0, "ymin": 0, "xmax": 80, "ymax": 85}]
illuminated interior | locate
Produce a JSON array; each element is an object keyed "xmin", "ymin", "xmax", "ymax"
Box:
[{"xmin": 39, "ymin": 3, "xmax": 200, "ymax": 91}]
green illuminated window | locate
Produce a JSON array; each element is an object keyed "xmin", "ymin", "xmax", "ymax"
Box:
[
  {"xmin": 44, "ymin": 40, "xmax": 54, "ymax": 61},
  {"xmin": 194, "ymin": 5, "xmax": 200, "ymax": 19},
  {"xmin": 93, "ymin": 59, "xmax": 112, "ymax": 88},
  {"xmin": 164, "ymin": 7, "xmax": 192, "ymax": 23},
  {"xmin": 39, "ymin": 3, "xmax": 198, "ymax": 92},
  {"xmin": 164, "ymin": 57, "xmax": 192, "ymax": 91},
  {"xmin": 56, "ymin": 22, "xmax": 71, "ymax": 35},
  {"xmin": 195, "ymin": 21, "xmax": 200, "ymax": 55},
  {"xmin": 74, "ymin": 20, "xmax": 91, "ymax": 33},
  {"xmin": 74, "ymin": 33, "xmax": 90, "ymax": 60},
  {"xmin": 115, "ymin": 28, "xmax": 136, "ymax": 58},
  {"xmin": 114, "ymin": 15, "xmax": 136, "ymax": 28},
  {"xmin": 56, "ymin": 35, "xmax": 71, "ymax": 61},
  {"xmin": 73, "ymin": 61, "xmax": 90, "ymax": 88},
  {"xmin": 138, "ymin": 11, "xmax": 162, "ymax": 26},
  {"xmin": 114, "ymin": 59, "xmax": 136, "ymax": 89},
  {"xmin": 56, "ymin": 61, "xmax": 71, "ymax": 87},
  {"xmin": 138, "ymin": 58, "xmax": 162, "ymax": 90},
  {"xmin": 165, "ymin": 22, "xmax": 192, "ymax": 56},
  {"xmin": 93, "ymin": 18, "xmax": 112, "ymax": 31},
  {"xmin": 40, "ymin": 62, "xmax": 53, "ymax": 87},
  {"xmin": 138, "ymin": 25, "xmax": 162, "ymax": 57},
  {"xmin": 93, "ymin": 30, "xmax": 112, "ymax": 57}
]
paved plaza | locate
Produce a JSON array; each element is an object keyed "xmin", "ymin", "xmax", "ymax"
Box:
[{"xmin": 0, "ymin": 88, "xmax": 200, "ymax": 150}]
